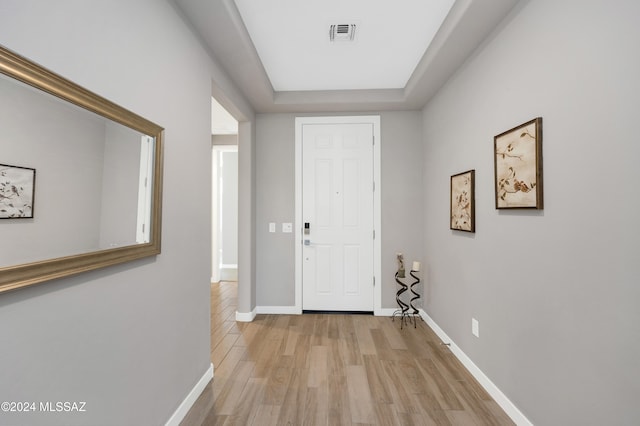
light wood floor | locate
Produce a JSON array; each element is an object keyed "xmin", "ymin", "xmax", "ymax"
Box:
[{"xmin": 180, "ymin": 282, "xmax": 514, "ymax": 426}]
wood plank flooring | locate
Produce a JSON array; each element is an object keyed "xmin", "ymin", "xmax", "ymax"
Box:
[{"xmin": 180, "ymin": 282, "xmax": 514, "ymax": 426}]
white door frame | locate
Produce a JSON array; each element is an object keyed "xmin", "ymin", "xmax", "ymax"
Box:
[
  {"xmin": 294, "ymin": 116, "xmax": 382, "ymax": 315},
  {"xmin": 136, "ymin": 135, "xmax": 155, "ymax": 244},
  {"xmin": 211, "ymin": 144, "xmax": 238, "ymax": 283}
]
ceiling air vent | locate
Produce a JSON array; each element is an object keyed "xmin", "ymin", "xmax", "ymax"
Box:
[{"xmin": 329, "ymin": 24, "xmax": 356, "ymax": 42}]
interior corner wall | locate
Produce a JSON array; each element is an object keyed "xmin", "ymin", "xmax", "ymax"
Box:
[
  {"xmin": 255, "ymin": 111, "xmax": 423, "ymax": 309},
  {"xmin": 237, "ymin": 120, "xmax": 257, "ymax": 314},
  {"xmin": 0, "ymin": 1, "xmax": 253, "ymax": 424},
  {"xmin": 100, "ymin": 122, "xmax": 141, "ymax": 249},
  {"xmin": 421, "ymin": 1, "xmax": 640, "ymax": 424}
]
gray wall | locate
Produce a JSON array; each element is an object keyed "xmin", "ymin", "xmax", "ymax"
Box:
[
  {"xmin": 255, "ymin": 111, "xmax": 423, "ymax": 309},
  {"xmin": 211, "ymin": 134, "xmax": 238, "ymax": 146},
  {"xmin": 237, "ymin": 120, "xmax": 257, "ymax": 314},
  {"xmin": 0, "ymin": 0, "xmax": 253, "ymax": 424},
  {"xmin": 421, "ymin": 1, "xmax": 640, "ymax": 424},
  {"xmin": 99, "ymin": 121, "xmax": 142, "ymax": 249}
]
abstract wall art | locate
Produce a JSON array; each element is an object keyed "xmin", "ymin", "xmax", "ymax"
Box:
[
  {"xmin": 494, "ymin": 117, "xmax": 543, "ymax": 209},
  {"xmin": 0, "ymin": 163, "xmax": 35, "ymax": 219},
  {"xmin": 450, "ymin": 169, "xmax": 475, "ymax": 232}
]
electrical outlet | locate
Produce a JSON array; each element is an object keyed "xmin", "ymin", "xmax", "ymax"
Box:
[{"xmin": 472, "ymin": 318, "xmax": 479, "ymax": 338}]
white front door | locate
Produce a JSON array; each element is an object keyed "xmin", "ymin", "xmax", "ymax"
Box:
[{"xmin": 301, "ymin": 121, "xmax": 375, "ymax": 311}]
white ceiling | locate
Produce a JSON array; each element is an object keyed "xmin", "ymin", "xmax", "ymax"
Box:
[
  {"xmin": 173, "ymin": 0, "xmax": 520, "ymax": 113},
  {"xmin": 233, "ymin": 0, "xmax": 456, "ymax": 92}
]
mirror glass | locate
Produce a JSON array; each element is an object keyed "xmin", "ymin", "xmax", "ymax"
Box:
[
  {"xmin": 0, "ymin": 73, "xmax": 155, "ymax": 267},
  {"xmin": 0, "ymin": 45, "xmax": 163, "ymax": 292}
]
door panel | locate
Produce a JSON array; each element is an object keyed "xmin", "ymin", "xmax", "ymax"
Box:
[
  {"xmin": 302, "ymin": 122, "xmax": 374, "ymax": 311},
  {"xmin": 314, "ymin": 159, "xmax": 333, "ymax": 228},
  {"xmin": 343, "ymin": 245, "xmax": 360, "ymax": 295}
]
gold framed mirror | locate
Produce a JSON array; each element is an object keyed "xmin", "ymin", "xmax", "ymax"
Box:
[{"xmin": 0, "ymin": 44, "xmax": 163, "ymax": 293}]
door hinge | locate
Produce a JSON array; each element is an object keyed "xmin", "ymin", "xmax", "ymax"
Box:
[
  {"xmin": 373, "ymin": 230, "xmax": 375, "ymax": 239},
  {"xmin": 373, "ymin": 276, "xmax": 375, "ymax": 287},
  {"xmin": 373, "ymin": 181, "xmax": 375, "ymax": 192}
]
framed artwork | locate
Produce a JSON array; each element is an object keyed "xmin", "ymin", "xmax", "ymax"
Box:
[
  {"xmin": 0, "ymin": 164, "xmax": 36, "ymax": 219},
  {"xmin": 494, "ymin": 117, "xmax": 543, "ymax": 209},
  {"xmin": 450, "ymin": 169, "xmax": 475, "ymax": 232}
]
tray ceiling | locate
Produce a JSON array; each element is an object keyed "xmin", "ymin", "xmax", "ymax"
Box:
[
  {"xmin": 173, "ymin": 0, "xmax": 520, "ymax": 113},
  {"xmin": 234, "ymin": 0, "xmax": 455, "ymax": 92}
]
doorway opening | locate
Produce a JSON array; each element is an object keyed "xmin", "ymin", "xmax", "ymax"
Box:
[
  {"xmin": 209, "ymin": 139, "xmax": 239, "ymax": 408},
  {"xmin": 211, "ymin": 97, "xmax": 238, "ymax": 283}
]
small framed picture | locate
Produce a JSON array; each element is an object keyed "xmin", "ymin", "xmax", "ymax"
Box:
[
  {"xmin": 0, "ymin": 164, "xmax": 36, "ymax": 219},
  {"xmin": 450, "ymin": 169, "xmax": 475, "ymax": 232},
  {"xmin": 494, "ymin": 117, "xmax": 543, "ymax": 209}
]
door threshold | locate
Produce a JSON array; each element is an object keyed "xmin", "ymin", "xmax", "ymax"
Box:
[{"xmin": 302, "ymin": 310, "xmax": 373, "ymax": 315}]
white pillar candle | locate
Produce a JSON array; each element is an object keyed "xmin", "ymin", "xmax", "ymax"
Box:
[{"xmin": 412, "ymin": 261, "xmax": 420, "ymax": 272}]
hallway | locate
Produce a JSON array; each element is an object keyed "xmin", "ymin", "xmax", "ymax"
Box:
[{"xmin": 180, "ymin": 282, "xmax": 513, "ymax": 425}]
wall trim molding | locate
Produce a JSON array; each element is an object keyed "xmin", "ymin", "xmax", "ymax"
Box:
[
  {"xmin": 219, "ymin": 266, "xmax": 238, "ymax": 281},
  {"xmin": 376, "ymin": 308, "xmax": 398, "ymax": 316},
  {"xmin": 165, "ymin": 363, "xmax": 213, "ymax": 426},
  {"xmin": 256, "ymin": 305, "xmax": 301, "ymax": 315},
  {"xmin": 418, "ymin": 309, "xmax": 532, "ymax": 426},
  {"xmin": 235, "ymin": 308, "xmax": 257, "ymax": 322},
  {"xmin": 252, "ymin": 306, "xmax": 397, "ymax": 316}
]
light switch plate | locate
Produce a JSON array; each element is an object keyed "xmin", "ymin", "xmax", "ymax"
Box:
[
  {"xmin": 472, "ymin": 318, "xmax": 479, "ymax": 338},
  {"xmin": 282, "ymin": 223, "xmax": 293, "ymax": 233},
  {"xmin": 269, "ymin": 222, "xmax": 276, "ymax": 233}
]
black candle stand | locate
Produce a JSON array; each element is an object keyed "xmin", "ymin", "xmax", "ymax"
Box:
[
  {"xmin": 392, "ymin": 271, "xmax": 410, "ymax": 329},
  {"xmin": 392, "ymin": 269, "xmax": 421, "ymax": 329},
  {"xmin": 409, "ymin": 270, "xmax": 420, "ymax": 315}
]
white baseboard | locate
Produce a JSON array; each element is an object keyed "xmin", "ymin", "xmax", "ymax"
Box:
[
  {"xmin": 220, "ymin": 266, "xmax": 238, "ymax": 281},
  {"xmin": 418, "ymin": 309, "xmax": 532, "ymax": 426},
  {"xmin": 247, "ymin": 307, "xmax": 404, "ymax": 316},
  {"xmin": 253, "ymin": 306, "xmax": 393, "ymax": 316},
  {"xmin": 256, "ymin": 305, "xmax": 301, "ymax": 315},
  {"xmin": 235, "ymin": 308, "xmax": 257, "ymax": 322},
  {"xmin": 376, "ymin": 308, "xmax": 398, "ymax": 316},
  {"xmin": 165, "ymin": 363, "xmax": 213, "ymax": 426}
]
